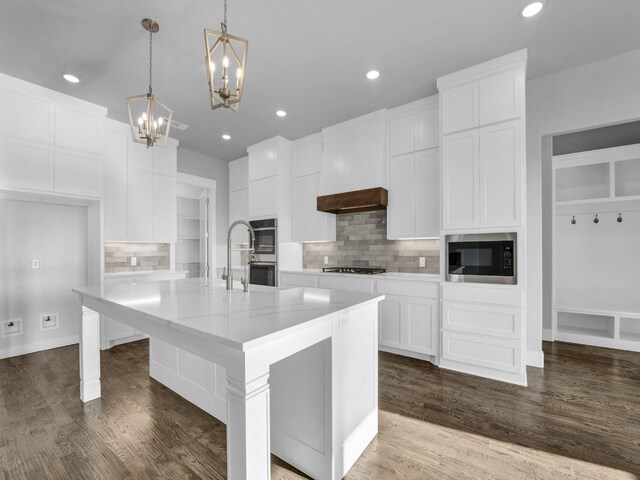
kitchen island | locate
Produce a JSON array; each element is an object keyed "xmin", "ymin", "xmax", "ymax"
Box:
[{"xmin": 72, "ymin": 278, "xmax": 383, "ymax": 480}]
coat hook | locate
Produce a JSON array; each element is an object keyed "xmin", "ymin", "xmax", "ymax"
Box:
[
  {"xmin": 571, "ymin": 215, "xmax": 576, "ymax": 225},
  {"xmin": 617, "ymin": 212, "xmax": 623, "ymax": 223},
  {"xmin": 593, "ymin": 214, "xmax": 599, "ymax": 224}
]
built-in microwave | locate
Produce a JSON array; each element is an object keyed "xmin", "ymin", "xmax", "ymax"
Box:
[{"xmin": 446, "ymin": 233, "xmax": 516, "ymax": 285}]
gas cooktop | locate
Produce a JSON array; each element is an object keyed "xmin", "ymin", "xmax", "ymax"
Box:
[{"xmin": 322, "ymin": 267, "xmax": 387, "ymax": 275}]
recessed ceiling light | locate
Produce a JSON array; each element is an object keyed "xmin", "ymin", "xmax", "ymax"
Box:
[
  {"xmin": 366, "ymin": 70, "xmax": 380, "ymax": 80},
  {"xmin": 222, "ymin": 134, "xmax": 231, "ymax": 141},
  {"xmin": 276, "ymin": 110, "xmax": 287, "ymax": 117},
  {"xmin": 62, "ymin": 73, "xmax": 80, "ymax": 84},
  {"xmin": 521, "ymin": 1, "xmax": 544, "ymax": 18}
]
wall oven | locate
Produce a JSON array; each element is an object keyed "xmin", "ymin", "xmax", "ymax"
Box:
[
  {"xmin": 249, "ymin": 219, "xmax": 278, "ymax": 286},
  {"xmin": 446, "ymin": 233, "xmax": 516, "ymax": 285}
]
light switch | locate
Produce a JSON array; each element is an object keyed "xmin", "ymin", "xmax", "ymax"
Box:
[
  {"xmin": 419, "ymin": 257, "xmax": 426, "ymax": 268},
  {"xmin": 131, "ymin": 256, "xmax": 137, "ymax": 266},
  {"xmin": 32, "ymin": 259, "xmax": 39, "ymax": 269}
]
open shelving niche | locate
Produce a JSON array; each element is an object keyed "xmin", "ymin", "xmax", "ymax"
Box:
[
  {"xmin": 176, "ymin": 196, "xmax": 201, "ymax": 278},
  {"xmin": 552, "ymin": 143, "xmax": 640, "ymax": 352}
]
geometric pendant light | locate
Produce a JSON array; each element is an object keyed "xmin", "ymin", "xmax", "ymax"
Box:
[
  {"xmin": 204, "ymin": 0, "xmax": 249, "ymax": 112},
  {"xmin": 126, "ymin": 18, "xmax": 173, "ymax": 148}
]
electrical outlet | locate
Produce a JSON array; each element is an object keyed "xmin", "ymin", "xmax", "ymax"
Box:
[
  {"xmin": 32, "ymin": 259, "xmax": 39, "ymax": 269},
  {"xmin": 1, "ymin": 318, "xmax": 23, "ymax": 338},
  {"xmin": 40, "ymin": 313, "xmax": 59, "ymax": 331},
  {"xmin": 130, "ymin": 256, "xmax": 137, "ymax": 266},
  {"xmin": 324, "ymin": 256, "xmax": 329, "ymax": 265},
  {"xmin": 419, "ymin": 257, "xmax": 426, "ymax": 268}
]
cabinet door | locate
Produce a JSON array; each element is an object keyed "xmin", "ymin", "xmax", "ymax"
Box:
[
  {"xmin": 54, "ymin": 149, "xmax": 102, "ymax": 197},
  {"xmin": 104, "ymin": 126, "xmax": 128, "ymax": 169},
  {"xmin": 128, "ymin": 140, "xmax": 154, "ymax": 172},
  {"xmin": 55, "ymin": 106, "xmax": 102, "ymax": 155},
  {"xmin": 127, "ymin": 170, "xmax": 154, "ymax": 241},
  {"xmin": 229, "ymin": 158, "xmax": 248, "ymax": 191},
  {"xmin": 479, "ymin": 121, "xmax": 520, "ymax": 227},
  {"xmin": 414, "ymin": 148, "xmax": 440, "ymax": 238},
  {"xmin": 249, "ymin": 176, "xmax": 278, "ymax": 219},
  {"xmin": 442, "ymin": 130, "xmax": 479, "ymax": 229},
  {"xmin": 153, "ymin": 146, "xmax": 177, "ymax": 177},
  {"xmin": 414, "ymin": 107, "xmax": 439, "ymax": 151},
  {"xmin": 104, "ymin": 167, "xmax": 128, "ymax": 241},
  {"xmin": 379, "ymin": 297, "xmax": 403, "ymax": 348},
  {"xmin": 152, "ymin": 174, "xmax": 177, "ymax": 242},
  {"xmin": 292, "ymin": 145, "xmax": 308, "ymax": 179},
  {"xmin": 248, "ymin": 147, "xmax": 278, "ymax": 181},
  {"xmin": 306, "ymin": 174, "xmax": 335, "ymax": 242},
  {"xmin": 479, "ymin": 69, "xmax": 523, "ymax": 126},
  {"xmin": 291, "ymin": 176, "xmax": 307, "ymax": 241},
  {"xmin": 0, "ymin": 135, "xmax": 54, "ymax": 191},
  {"xmin": 388, "ymin": 153, "xmax": 415, "ymax": 239},
  {"xmin": 441, "ymin": 82, "xmax": 479, "ymax": 134},
  {"xmin": 0, "ymin": 88, "xmax": 54, "ymax": 144},
  {"xmin": 406, "ymin": 298, "xmax": 439, "ymax": 355},
  {"xmin": 229, "ymin": 187, "xmax": 249, "ymax": 243},
  {"xmin": 306, "ymin": 141, "xmax": 323, "ymax": 175},
  {"xmin": 389, "ymin": 115, "xmax": 415, "ymax": 157}
]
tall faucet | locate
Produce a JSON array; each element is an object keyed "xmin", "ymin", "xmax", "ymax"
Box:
[{"xmin": 223, "ymin": 220, "xmax": 255, "ymax": 291}]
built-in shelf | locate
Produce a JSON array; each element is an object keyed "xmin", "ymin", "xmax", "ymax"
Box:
[
  {"xmin": 556, "ymin": 311, "xmax": 615, "ymax": 339},
  {"xmin": 178, "ymin": 236, "xmax": 199, "ymax": 240},
  {"xmin": 178, "ymin": 215, "xmax": 200, "ymax": 221},
  {"xmin": 177, "ymin": 196, "xmax": 201, "ymax": 278}
]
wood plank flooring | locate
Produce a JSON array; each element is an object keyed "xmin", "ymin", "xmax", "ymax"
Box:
[{"xmin": 1, "ymin": 340, "xmax": 639, "ymax": 479}]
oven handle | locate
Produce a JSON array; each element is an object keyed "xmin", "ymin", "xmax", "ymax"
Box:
[
  {"xmin": 250, "ymin": 262, "xmax": 277, "ymax": 266},
  {"xmin": 252, "ymin": 227, "xmax": 277, "ymax": 232}
]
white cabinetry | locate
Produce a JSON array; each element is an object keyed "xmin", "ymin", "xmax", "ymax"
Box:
[
  {"xmin": 387, "ymin": 97, "xmax": 440, "ymax": 239},
  {"xmin": 440, "ymin": 283, "xmax": 526, "ymax": 385},
  {"xmin": 291, "ymin": 134, "xmax": 336, "ymax": 242},
  {"xmin": 438, "ymin": 49, "xmax": 526, "ymax": 231},
  {"xmin": 0, "ymin": 75, "xmax": 106, "ymax": 198},
  {"xmin": 228, "ymin": 156, "xmax": 249, "ymax": 248},
  {"xmin": 319, "ymin": 109, "xmax": 387, "ymax": 196},
  {"xmin": 247, "ymin": 136, "xmax": 293, "ymax": 240},
  {"xmin": 103, "ymin": 119, "xmax": 178, "ymax": 242}
]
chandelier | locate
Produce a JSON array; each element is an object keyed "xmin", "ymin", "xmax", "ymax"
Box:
[
  {"xmin": 204, "ymin": 0, "xmax": 249, "ymax": 112},
  {"xmin": 126, "ymin": 18, "xmax": 173, "ymax": 148}
]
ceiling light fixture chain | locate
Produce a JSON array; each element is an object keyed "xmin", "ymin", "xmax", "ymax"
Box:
[
  {"xmin": 224, "ymin": 0, "xmax": 228, "ymax": 28},
  {"xmin": 126, "ymin": 18, "xmax": 173, "ymax": 148}
]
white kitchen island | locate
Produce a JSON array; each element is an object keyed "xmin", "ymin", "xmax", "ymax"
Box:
[{"xmin": 72, "ymin": 278, "xmax": 383, "ymax": 480}]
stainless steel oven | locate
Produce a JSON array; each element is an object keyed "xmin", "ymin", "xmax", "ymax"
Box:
[
  {"xmin": 446, "ymin": 233, "xmax": 516, "ymax": 285},
  {"xmin": 249, "ymin": 219, "xmax": 278, "ymax": 286}
]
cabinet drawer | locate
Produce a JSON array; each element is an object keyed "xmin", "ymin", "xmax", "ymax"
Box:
[
  {"xmin": 317, "ymin": 275, "xmax": 373, "ymax": 293},
  {"xmin": 280, "ymin": 273, "xmax": 318, "ymax": 288},
  {"xmin": 442, "ymin": 283, "xmax": 522, "ymax": 306},
  {"xmin": 443, "ymin": 301, "xmax": 521, "ymax": 339},
  {"xmin": 442, "ymin": 331, "xmax": 522, "ymax": 374},
  {"xmin": 376, "ymin": 279, "xmax": 439, "ymax": 299}
]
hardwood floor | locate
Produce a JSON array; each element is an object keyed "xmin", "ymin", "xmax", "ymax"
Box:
[{"xmin": 0, "ymin": 340, "xmax": 639, "ymax": 479}]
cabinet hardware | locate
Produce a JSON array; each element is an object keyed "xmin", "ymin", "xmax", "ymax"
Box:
[
  {"xmin": 571, "ymin": 215, "xmax": 576, "ymax": 225},
  {"xmin": 593, "ymin": 214, "xmax": 599, "ymax": 224},
  {"xmin": 617, "ymin": 213, "xmax": 623, "ymax": 223}
]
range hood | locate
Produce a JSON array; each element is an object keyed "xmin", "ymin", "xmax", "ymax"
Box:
[{"xmin": 317, "ymin": 187, "xmax": 388, "ymax": 214}]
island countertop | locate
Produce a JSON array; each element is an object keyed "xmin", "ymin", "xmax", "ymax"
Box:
[{"xmin": 73, "ymin": 277, "xmax": 383, "ymax": 352}]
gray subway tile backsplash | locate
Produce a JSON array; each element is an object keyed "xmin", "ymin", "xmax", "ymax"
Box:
[
  {"xmin": 303, "ymin": 210, "xmax": 439, "ymax": 274},
  {"xmin": 104, "ymin": 242, "xmax": 170, "ymax": 273}
]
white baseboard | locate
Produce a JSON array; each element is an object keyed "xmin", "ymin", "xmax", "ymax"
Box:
[
  {"xmin": 542, "ymin": 328, "xmax": 554, "ymax": 342},
  {"xmin": 526, "ymin": 350, "xmax": 544, "ymax": 368},
  {"xmin": 0, "ymin": 334, "xmax": 79, "ymax": 359}
]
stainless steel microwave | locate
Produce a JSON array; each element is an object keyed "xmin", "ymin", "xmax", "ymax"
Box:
[{"xmin": 446, "ymin": 233, "xmax": 517, "ymax": 285}]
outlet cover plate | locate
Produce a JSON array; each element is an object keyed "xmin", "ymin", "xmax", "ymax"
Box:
[
  {"xmin": 40, "ymin": 313, "xmax": 59, "ymax": 331},
  {"xmin": 419, "ymin": 257, "xmax": 426, "ymax": 268},
  {"xmin": 1, "ymin": 318, "xmax": 23, "ymax": 338},
  {"xmin": 131, "ymin": 256, "xmax": 137, "ymax": 266}
]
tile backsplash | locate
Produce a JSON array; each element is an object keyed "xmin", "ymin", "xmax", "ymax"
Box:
[
  {"xmin": 105, "ymin": 243, "xmax": 170, "ymax": 273},
  {"xmin": 303, "ymin": 210, "xmax": 439, "ymax": 274}
]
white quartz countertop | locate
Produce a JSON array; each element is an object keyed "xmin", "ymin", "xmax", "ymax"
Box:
[
  {"xmin": 280, "ymin": 269, "xmax": 441, "ymax": 282},
  {"xmin": 73, "ymin": 278, "xmax": 383, "ymax": 351},
  {"xmin": 104, "ymin": 270, "xmax": 188, "ymax": 279}
]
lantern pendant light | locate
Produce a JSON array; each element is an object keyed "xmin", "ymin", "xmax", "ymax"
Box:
[
  {"xmin": 126, "ymin": 18, "xmax": 173, "ymax": 148},
  {"xmin": 204, "ymin": 0, "xmax": 249, "ymax": 112}
]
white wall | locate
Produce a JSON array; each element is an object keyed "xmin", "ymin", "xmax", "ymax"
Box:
[
  {"xmin": 0, "ymin": 199, "xmax": 88, "ymax": 358},
  {"xmin": 527, "ymin": 48, "xmax": 640, "ymax": 350},
  {"xmin": 177, "ymin": 147, "xmax": 229, "ymax": 270}
]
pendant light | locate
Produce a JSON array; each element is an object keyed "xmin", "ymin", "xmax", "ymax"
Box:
[
  {"xmin": 126, "ymin": 18, "xmax": 173, "ymax": 148},
  {"xmin": 204, "ymin": 0, "xmax": 249, "ymax": 112}
]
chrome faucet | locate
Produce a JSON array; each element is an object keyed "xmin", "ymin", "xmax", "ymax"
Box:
[{"xmin": 223, "ymin": 220, "xmax": 255, "ymax": 291}]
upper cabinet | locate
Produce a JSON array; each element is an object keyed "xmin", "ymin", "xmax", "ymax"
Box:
[
  {"xmin": 0, "ymin": 74, "xmax": 106, "ymax": 198},
  {"xmin": 319, "ymin": 109, "xmax": 387, "ymax": 196},
  {"xmin": 291, "ymin": 134, "xmax": 335, "ymax": 242},
  {"xmin": 387, "ymin": 97, "xmax": 440, "ymax": 240},
  {"xmin": 438, "ymin": 49, "xmax": 527, "ymax": 230},
  {"xmin": 247, "ymin": 136, "xmax": 293, "ymax": 240}
]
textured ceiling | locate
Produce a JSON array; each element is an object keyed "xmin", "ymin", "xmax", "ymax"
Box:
[{"xmin": 1, "ymin": 0, "xmax": 640, "ymax": 160}]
